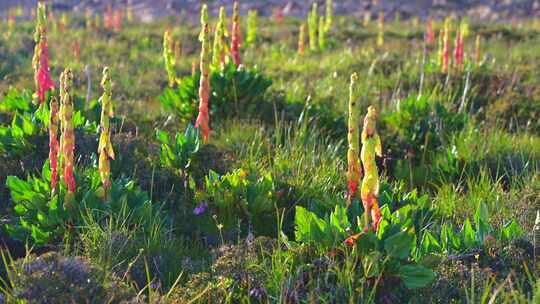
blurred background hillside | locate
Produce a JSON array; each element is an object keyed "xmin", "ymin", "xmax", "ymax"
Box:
[{"xmin": 1, "ymin": 0, "xmax": 540, "ymax": 21}]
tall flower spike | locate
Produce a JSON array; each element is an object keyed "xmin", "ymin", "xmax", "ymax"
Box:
[
  {"xmin": 113, "ymin": 10, "xmax": 123, "ymax": 33},
  {"xmin": 318, "ymin": 16, "xmax": 326, "ymax": 50},
  {"xmin": 33, "ymin": 1, "xmax": 54, "ymax": 104},
  {"xmin": 59, "ymin": 69, "xmax": 76, "ymax": 204},
  {"xmin": 308, "ymin": 3, "xmax": 318, "ymax": 51},
  {"xmin": 361, "ymin": 106, "xmax": 382, "ymax": 231},
  {"xmin": 438, "ymin": 28, "xmax": 444, "ymax": 66},
  {"xmin": 163, "ymin": 30, "xmax": 177, "ymax": 87},
  {"xmin": 474, "ymin": 34, "xmax": 481, "ymax": 66},
  {"xmin": 298, "ymin": 23, "xmax": 306, "ymax": 56},
  {"xmin": 442, "ymin": 22, "xmax": 450, "ymax": 73},
  {"xmin": 174, "ymin": 40, "xmax": 182, "ymax": 65},
  {"xmin": 231, "ymin": 1, "xmax": 242, "ymax": 67},
  {"xmin": 425, "ymin": 17, "xmax": 435, "ymax": 44},
  {"xmin": 246, "ymin": 10, "xmax": 258, "ymax": 46},
  {"xmin": 363, "ymin": 12, "xmax": 370, "ymax": 27},
  {"xmin": 98, "ymin": 67, "xmax": 115, "ymax": 197},
  {"xmin": 453, "ymin": 28, "xmax": 463, "ymax": 71},
  {"xmin": 195, "ymin": 5, "xmax": 211, "ymax": 143},
  {"xmin": 212, "ymin": 6, "xmax": 228, "ymax": 70},
  {"xmin": 377, "ymin": 12, "xmax": 384, "ymax": 47},
  {"xmin": 325, "ymin": 0, "xmax": 333, "ymax": 31},
  {"xmin": 49, "ymin": 96, "xmax": 60, "ymax": 193},
  {"xmin": 347, "ymin": 73, "xmax": 361, "ymax": 207}
]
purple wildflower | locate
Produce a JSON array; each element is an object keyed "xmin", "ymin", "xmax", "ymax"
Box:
[{"xmin": 193, "ymin": 202, "xmax": 208, "ymax": 215}]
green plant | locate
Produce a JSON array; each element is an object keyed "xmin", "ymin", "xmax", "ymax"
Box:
[
  {"xmin": 4, "ymin": 163, "xmax": 155, "ymax": 246},
  {"xmin": 157, "ymin": 124, "xmax": 200, "ymax": 175},
  {"xmin": 383, "ymin": 93, "xmax": 468, "ymax": 185},
  {"xmin": 160, "ymin": 63, "xmax": 271, "ymax": 121},
  {"xmin": 436, "ymin": 202, "xmax": 524, "ymax": 255},
  {"xmin": 294, "ymin": 203, "xmax": 436, "ymax": 291},
  {"xmin": 195, "ymin": 168, "xmax": 275, "ymax": 236}
]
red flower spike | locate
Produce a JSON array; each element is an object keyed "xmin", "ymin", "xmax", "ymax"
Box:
[
  {"xmin": 37, "ymin": 39, "xmax": 55, "ymax": 103},
  {"xmin": 231, "ymin": 1, "xmax": 242, "ymax": 67}
]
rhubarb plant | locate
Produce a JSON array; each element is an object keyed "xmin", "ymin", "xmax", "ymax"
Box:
[{"xmin": 195, "ymin": 4, "xmax": 211, "ymax": 143}]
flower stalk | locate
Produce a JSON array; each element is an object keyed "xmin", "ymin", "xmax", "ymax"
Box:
[
  {"xmin": 98, "ymin": 67, "xmax": 115, "ymax": 197},
  {"xmin": 59, "ymin": 69, "xmax": 76, "ymax": 204},
  {"xmin": 318, "ymin": 16, "xmax": 326, "ymax": 50},
  {"xmin": 298, "ymin": 23, "xmax": 306, "ymax": 56},
  {"xmin": 474, "ymin": 34, "xmax": 481, "ymax": 66},
  {"xmin": 453, "ymin": 28, "xmax": 463, "ymax": 71},
  {"xmin": 231, "ymin": 1, "xmax": 242, "ymax": 67},
  {"xmin": 377, "ymin": 12, "xmax": 384, "ymax": 47},
  {"xmin": 213, "ymin": 6, "xmax": 228, "ymax": 70},
  {"xmin": 246, "ymin": 10, "xmax": 258, "ymax": 45},
  {"xmin": 325, "ymin": 0, "xmax": 333, "ymax": 31},
  {"xmin": 442, "ymin": 22, "xmax": 450, "ymax": 73},
  {"xmin": 33, "ymin": 1, "xmax": 55, "ymax": 104},
  {"xmin": 347, "ymin": 73, "xmax": 361, "ymax": 207},
  {"xmin": 49, "ymin": 96, "xmax": 60, "ymax": 193},
  {"xmin": 308, "ymin": 3, "xmax": 318, "ymax": 51},
  {"xmin": 163, "ymin": 30, "xmax": 177, "ymax": 87},
  {"xmin": 195, "ymin": 5, "xmax": 211, "ymax": 143},
  {"xmin": 360, "ymin": 106, "xmax": 382, "ymax": 231},
  {"xmin": 425, "ymin": 17, "xmax": 435, "ymax": 44}
]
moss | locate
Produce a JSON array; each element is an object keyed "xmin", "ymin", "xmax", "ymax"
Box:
[
  {"xmin": 7, "ymin": 252, "xmax": 140, "ymax": 304},
  {"xmin": 167, "ymin": 237, "xmax": 275, "ymax": 303}
]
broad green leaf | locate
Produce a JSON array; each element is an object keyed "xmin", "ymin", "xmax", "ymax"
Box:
[
  {"xmin": 398, "ymin": 264, "xmax": 435, "ymax": 289},
  {"xmin": 384, "ymin": 231, "xmax": 413, "ymax": 260},
  {"xmin": 462, "ymin": 219, "xmax": 476, "ymax": 248}
]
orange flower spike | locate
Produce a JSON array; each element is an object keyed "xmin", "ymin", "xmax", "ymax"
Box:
[
  {"xmin": 98, "ymin": 67, "xmax": 115, "ymax": 196},
  {"xmin": 49, "ymin": 96, "xmax": 60, "ymax": 193},
  {"xmin": 113, "ymin": 10, "xmax": 123, "ymax": 32},
  {"xmin": 59, "ymin": 69, "xmax": 76, "ymax": 204},
  {"xmin": 360, "ymin": 106, "xmax": 382, "ymax": 230},
  {"xmin": 474, "ymin": 34, "xmax": 481, "ymax": 66},
  {"xmin": 425, "ymin": 17, "xmax": 435, "ymax": 44},
  {"xmin": 442, "ymin": 19, "xmax": 450, "ymax": 73},
  {"xmin": 231, "ymin": 1, "xmax": 242, "ymax": 67},
  {"xmin": 347, "ymin": 73, "xmax": 361, "ymax": 207},
  {"xmin": 195, "ymin": 5, "xmax": 211, "ymax": 143},
  {"xmin": 298, "ymin": 23, "xmax": 306, "ymax": 56}
]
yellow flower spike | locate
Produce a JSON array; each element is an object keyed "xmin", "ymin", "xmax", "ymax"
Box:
[
  {"xmin": 246, "ymin": 10, "xmax": 258, "ymax": 45},
  {"xmin": 325, "ymin": 0, "xmax": 333, "ymax": 31},
  {"xmin": 308, "ymin": 3, "xmax": 318, "ymax": 51},
  {"xmin": 347, "ymin": 73, "xmax": 361, "ymax": 207},
  {"xmin": 361, "ymin": 106, "xmax": 382, "ymax": 231},
  {"xmin": 163, "ymin": 30, "xmax": 177, "ymax": 87},
  {"xmin": 98, "ymin": 67, "xmax": 115, "ymax": 198},
  {"xmin": 377, "ymin": 12, "xmax": 384, "ymax": 47},
  {"xmin": 318, "ymin": 16, "xmax": 326, "ymax": 50},
  {"xmin": 212, "ymin": 6, "xmax": 228, "ymax": 70}
]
